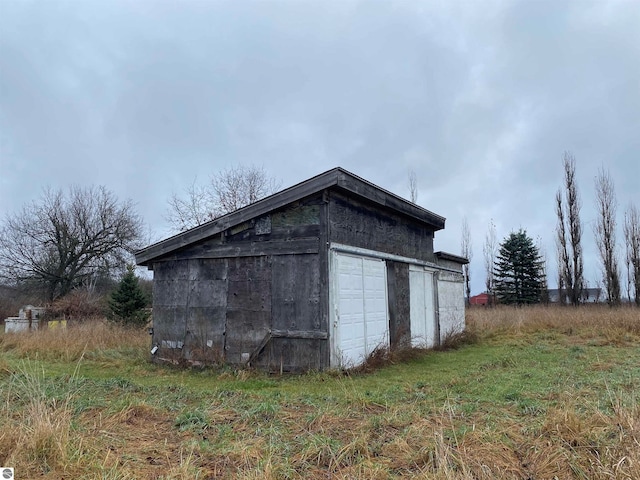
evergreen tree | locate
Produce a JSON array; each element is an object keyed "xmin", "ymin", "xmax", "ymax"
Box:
[
  {"xmin": 494, "ymin": 230, "xmax": 544, "ymax": 305},
  {"xmin": 109, "ymin": 265, "xmax": 149, "ymax": 327}
]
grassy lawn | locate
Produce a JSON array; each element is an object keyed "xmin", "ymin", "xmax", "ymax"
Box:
[{"xmin": 1, "ymin": 306, "xmax": 638, "ymax": 479}]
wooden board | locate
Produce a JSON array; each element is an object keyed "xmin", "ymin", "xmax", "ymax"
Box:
[
  {"xmin": 225, "ymin": 257, "xmax": 272, "ymax": 364},
  {"xmin": 386, "ymin": 260, "xmax": 411, "ymax": 348},
  {"xmin": 151, "ymin": 259, "xmax": 228, "ymax": 362},
  {"xmin": 263, "ymin": 337, "xmax": 326, "ymax": 372},
  {"xmin": 271, "ymin": 254, "xmax": 321, "ymax": 331}
]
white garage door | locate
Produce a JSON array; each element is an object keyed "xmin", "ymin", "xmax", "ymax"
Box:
[
  {"xmin": 410, "ymin": 267, "xmax": 437, "ymax": 348},
  {"xmin": 333, "ymin": 253, "xmax": 389, "ymax": 367}
]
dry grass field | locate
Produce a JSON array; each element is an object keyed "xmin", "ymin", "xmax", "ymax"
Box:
[{"xmin": 1, "ymin": 306, "xmax": 639, "ymax": 479}]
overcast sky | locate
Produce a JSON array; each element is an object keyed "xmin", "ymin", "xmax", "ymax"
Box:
[{"xmin": 1, "ymin": 0, "xmax": 639, "ymax": 295}]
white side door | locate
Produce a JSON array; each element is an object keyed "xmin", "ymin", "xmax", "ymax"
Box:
[
  {"xmin": 410, "ymin": 266, "xmax": 437, "ymax": 348},
  {"xmin": 437, "ymin": 271, "xmax": 465, "ymax": 338}
]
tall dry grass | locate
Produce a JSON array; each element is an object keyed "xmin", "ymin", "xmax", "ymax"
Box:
[
  {"xmin": 0, "ymin": 319, "xmax": 149, "ymax": 362},
  {"xmin": 2, "ymin": 305, "xmax": 635, "ymax": 363},
  {"xmin": 1, "ymin": 305, "xmax": 638, "ymax": 478},
  {"xmin": 467, "ymin": 304, "xmax": 640, "ymax": 343}
]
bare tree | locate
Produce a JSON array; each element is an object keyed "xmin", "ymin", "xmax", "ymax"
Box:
[
  {"xmin": 555, "ymin": 152, "xmax": 584, "ymax": 305},
  {"xmin": 461, "ymin": 217, "xmax": 472, "ymax": 304},
  {"xmin": 0, "ymin": 186, "xmax": 143, "ymax": 301},
  {"xmin": 483, "ymin": 219, "xmax": 497, "ymax": 303},
  {"xmin": 624, "ymin": 204, "xmax": 640, "ymax": 305},
  {"xmin": 624, "ymin": 249, "xmax": 632, "ymax": 302},
  {"xmin": 166, "ymin": 178, "xmax": 216, "ymax": 232},
  {"xmin": 408, "ymin": 170, "xmax": 418, "ymax": 203},
  {"xmin": 167, "ymin": 164, "xmax": 281, "ymax": 232},
  {"xmin": 212, "ymin": 164, "xmax": 281, "ymax": 214},
  {"xmin": 593, "ymin": 167, "xmax": 620, "ymax": 304}
]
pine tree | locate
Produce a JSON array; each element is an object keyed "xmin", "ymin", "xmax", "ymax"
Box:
[
  {"xmin": 494, "ymin": 230, "xmax": 544, "ymax": 305},
  {"xmin": 109, "ymin": 265, "xmax": 149, "ymax": 327}
]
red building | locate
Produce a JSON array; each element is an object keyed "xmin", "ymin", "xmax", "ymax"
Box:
[{"xmin": 469, "ymin": 293, "xmax": 491, "ymax": 306}]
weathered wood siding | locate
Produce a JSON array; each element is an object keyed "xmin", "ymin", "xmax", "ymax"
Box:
[
  {"xmin": 328, "ymin": 191, "xmax": 435, "ymax": 262},
  {"xmin": 152, "ymin": 258, "xmax": 227, "ymax": 362},
  {"xmin": 225, "ymin": 256, "xmax": 272, "ymax": 364},
  {"xmin": 150, "ymin": 195, "xmax": 330, "ymax": 369},
  {"xmin": 386, "ymin": 260, "xmax": 411, "ymax": 348},
  {"xmin": 260, "ymin": 254, "xmax": 326, "ymax": 371}
]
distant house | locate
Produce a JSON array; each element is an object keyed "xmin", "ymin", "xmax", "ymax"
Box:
[
  {"xmin": 547, "ymin": 288, "xmax": 602, "ymax": 304},
  {"xmin": 469, "ymin": 293, "xmax": 491, "ymax": 306},
  {"xmin": 136, "ymin": 168, "xmax": 468, "ymax": 371}
]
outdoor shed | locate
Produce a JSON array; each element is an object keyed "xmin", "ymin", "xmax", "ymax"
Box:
[{"xmin": 135, "ymin": 168, "xmax": 467, "ymax": 371}]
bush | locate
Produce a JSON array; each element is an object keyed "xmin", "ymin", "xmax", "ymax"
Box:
[{"xmin": 46, "ymin": 289, "xmax": 106, "ymax": 320}]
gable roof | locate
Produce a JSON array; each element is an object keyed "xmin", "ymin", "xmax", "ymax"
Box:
[{"xmin": 135, "ymin": 167, "xmax": 446, "ymax": 266}]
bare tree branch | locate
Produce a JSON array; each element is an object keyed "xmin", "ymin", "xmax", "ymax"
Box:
[
  {"xmin": 593, "ymin": 167, "xmax": 620, "ymax": 304},
  {"xmin": 166, "ymin": 164, "xmax": 281, "ymax": 232},
  {"xmin": 461, "ymin": 217, "xmax": 472, "ymax": 304},
  {"xmin": 165, "ymin": 177, "xmax": 216, "ymax": 232},
  {"xmin": 0, "ymin": 186, "xmax": 143, "ymax": 300}
]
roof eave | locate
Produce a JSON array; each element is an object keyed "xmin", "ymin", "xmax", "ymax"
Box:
[{"xmin": 435, "ymin": 251, "xmax": 469, "ymax": 265}]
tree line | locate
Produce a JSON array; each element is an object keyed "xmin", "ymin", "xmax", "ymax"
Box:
[
  {"xmin": 1, "ymin": 158, "xmax": 637, "ymax": 321},
  {"xmin": 460, "ymin": 152, "xmax": 639, "ymax": 306}
]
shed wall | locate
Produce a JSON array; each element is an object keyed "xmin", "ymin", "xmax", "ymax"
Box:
[
  {"xmin": 153, "ymin": 258, "xmax": 228, "ymax": 362},
  {"xmin": 259, "ymin": 254, "xmax": 326, "ymax": 371},
  {"xmin": 225, "ymin": 256, "xmax": 272, "ymax": 364},
  {"xmin": 150, "ymin": 197, "xmax": 329, "ymax": 369},
  {"xmin": 328, "ymin": 191, "xmax": 435, "ymax": 262},
  {"xmin": 148, "ymin": 187, "xmax": 461, "ymax": 371}
]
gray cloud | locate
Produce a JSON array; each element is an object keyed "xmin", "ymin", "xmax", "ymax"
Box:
[{"xmin": 1, "ymin": 0, "xmax": 639, "ymax": 294}]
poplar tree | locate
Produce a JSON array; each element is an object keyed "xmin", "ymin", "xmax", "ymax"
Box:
[
  {"xmin": 624, "ymin": 204, "xmax": 640, "ymax": 305},
  {"xmin": 594, "ymin": 167, "xmax": 620, "ymax": 304},
  {"xmin": 483, "ymin": 219, "xmax": 498, "ymax": 303},
  {"xmin": 555, "ymin": 152, "xmax": 584, "ymax": 305}
]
